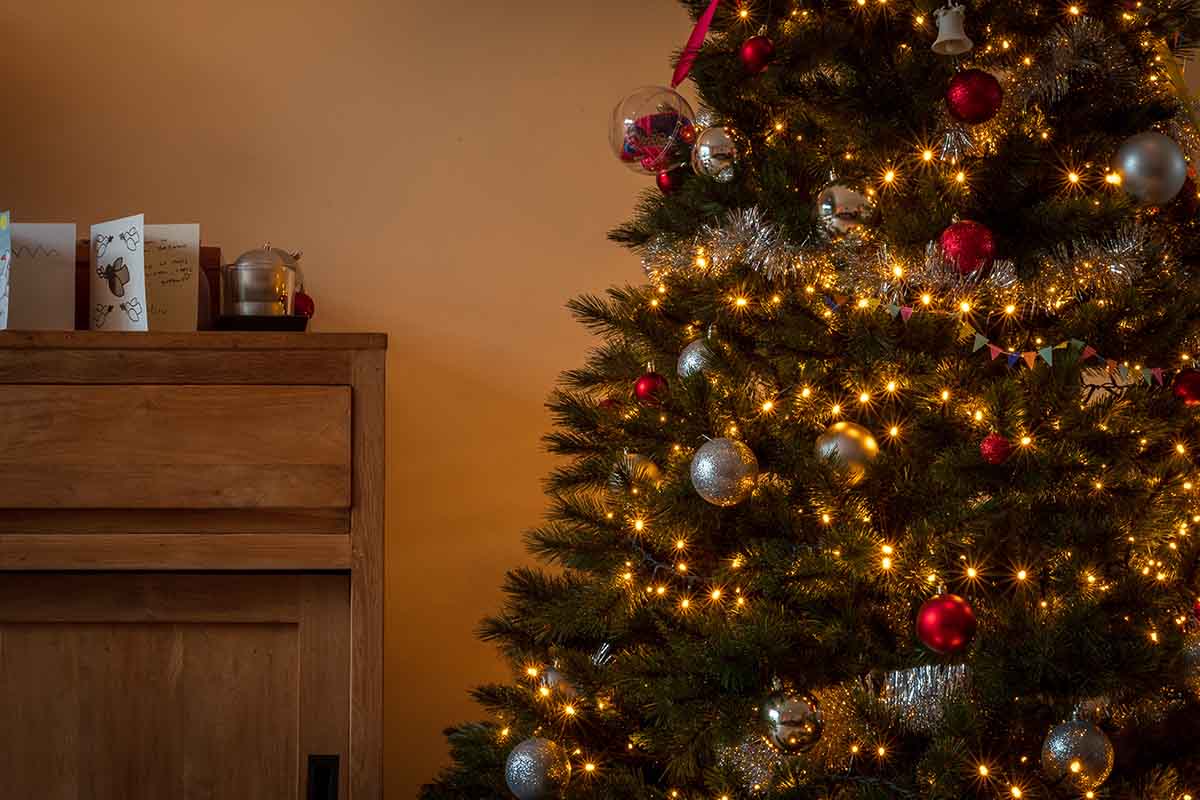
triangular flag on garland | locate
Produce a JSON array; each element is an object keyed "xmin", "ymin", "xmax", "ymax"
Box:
[
  {"xmin": 989, "ymin": 344, "xmax": 1004, "ymax": 360},
  {"xmin": 824, "ymin": 296, "xmax": 839, "ymax": 311},
  {"xmin": 1106, "ymin": 359, "xmax": 1118, "ymax": 374},
  {"xmin": 1054, "ymin": 341, "xmax": 1069, "ymax": 350},
  {"xmin": 1039, "ymin": 347, "xmax": 1054, "ymax": 365},
  {"xmin": 1152, "ymin": 367, "xmax": 1165, "ymax": 385},
  {"xmin": 1069, "ymin": 339, "xmax": 1085, "ymax": 351},
  {"xmin": 1143, "ymin": 369, "xmax": 1154, "ymax": 385},
  {"xmin": 888, "ymin": 303, "xmax": 900, "ymax": 318},
  {"xmin": 1081, "ymin": 345, "xmax": 1097, "ymax": 361},
  {"xmin": 834, "ymin": 294, "xmax": 849, "ymax": 306},
  {"xmin": 1119, "ymin": 365, "xmax": 1131, "ymax": 382},
  {"xmin": 900, "ymin": 306, "xmax": 914, "ymax": 322},
  {"xmin": 1023, "ymin": 352, "xmax": 1037, "ymax": 369},
  {"xmin": 1007, "ymin": 354, "xmax": 1020, "ymax": 368},
  {"xmin": 974, "ymin": 333, "xmax": 989, "ymax": 352}
]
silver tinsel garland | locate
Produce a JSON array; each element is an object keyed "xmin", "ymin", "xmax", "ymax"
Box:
[
  {"xmin": 641, "ymin": 205, "xmax": 1152, "ymax": 312},
  {"xmin": 874, "ymin": 663, "xmax": 972, "ymax": 734}
]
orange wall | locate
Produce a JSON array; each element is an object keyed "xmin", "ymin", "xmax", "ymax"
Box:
[{"xmin": 5, "ymin": 0, "xmax": 688, "ymax": 795}]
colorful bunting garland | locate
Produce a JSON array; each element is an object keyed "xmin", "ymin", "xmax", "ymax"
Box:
[{"xmin": 821, "ymin": 294, "xmax": 1172, "ymax": 386}]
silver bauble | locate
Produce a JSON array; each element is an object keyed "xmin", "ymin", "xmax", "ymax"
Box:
[
  {"xmin": 539, "ymin": 667, "xmax": 576, "ymax": 699},
  {"xmin": 815, "ymin": 183, "xmax": 878, "ymax": 238},
  {"xmin": 677, "ymin": 339, "xmax": 714, "ymax": 379},
  {"xmin": 607, "ymin": 453, "xmax": 662, "ymax": 494},
  {"xmin": 691, "ymin": 126, "xmax": 739, "ymax": 183},
  {"xmin": 690, "ymin": 438, "xmax": 759, "ymax": 506},
  {"xmin": 761, "ymin": 690, "xmax": 823, "ymax": 753},
  {"xmin": 1114, "ymin": 132, "xmax": 1187, "ymax": 205},
  {"xmin": 505, "ymin": 737, "xmax": 571, "ymax": 800},
  {"xmin": 815, "ymin": 421, "xmax": 878, "ymax": 481},
  {"xmin": 1040, "ymin": 720, "xmax": 1113, "ymax": 792}
]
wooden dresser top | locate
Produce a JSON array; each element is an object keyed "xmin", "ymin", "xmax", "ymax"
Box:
[{"xmin": 0, "ymin": 331, "xmax": 387, "ymax": 350}]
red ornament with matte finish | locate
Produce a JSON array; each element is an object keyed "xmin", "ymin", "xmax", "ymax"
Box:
[
  {"xmin": 917, "ymin": 594, "xmax": 977, "ymax": 654},
  {"xmin": 634, "ymin": 372, "xmax": 669, "ymax": 405},
  {"xmin": 945, "ymin": 68, "xmax": 1003, "ymax": 124},
  {"xmin": 940, "ymin": 220, "xmax": 996, "ymax": 274},
  {"xmin": 656, "ymin": 168, "xmax": 689, "ymax": 195},
  {"xmin": 738, "ymin": 35, "xmax": 776, "ymax": 74},
  {"xmin": 1175, "ymin": 369, "xmax": 1200, "ymax": 406},
  {"xmin": 980, "ymin": 432, "xmax": 1012, "ymax": 465}
]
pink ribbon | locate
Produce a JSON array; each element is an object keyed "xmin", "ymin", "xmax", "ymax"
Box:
[{"xmin": 672, "ymin": 0, "xmax": 722, "ymax": 88}]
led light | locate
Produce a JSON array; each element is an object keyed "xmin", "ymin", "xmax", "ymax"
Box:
[
  {"xmin": 978, "ymin": 765, "xmax": 989, "ymax": 777},
  {"xmin": 955, "ymin": 170, "xmax": 966, "ymax": 184},
  {"xmin": 526, "ymin": 666, "xmax": 540, "ymax": 677},
  {"xmin": 801, "ymin": 387, "xmax": 812, "ymax": 398},
  {"xmin": 940, "ymin": 389, "xmax": 951, "ymax": 401},
  {"xmin": 711, "ymin": 589, "xmax": 722, "ymax": 601},
  {"xmin": 1068, "ymin": 171, "xmax": 1080, "ymax": 184},
  {"xmin": 886, "ymin": 380, "xmax": 898, "ymax": 392},
  {"xmin": 762, "ymin": 400, "xmax": 775, "ymax": 412},
  {"xmin": 584, "ymin": 762, "xmax": 595, "ymax": 773},
  {"xmin": 734, "ymin": 297, "xmax": 749, "ymax": 307},
  {"xmin": 921, "ymin": 293, "xmax": 932, "ymax": 305},
  {"xmin": 1106, "ymin": 172, "xmax": 1122, "ymax": 185},
  {"xmin": 959, "ymin": 301, "xmax": 971, "ymax": 313},
  {"xmin": 883, "ymin": 169, "xmax": 896, "ymax": 183},
  {"xmin": 634, "ymin": 519, "xmax": 645, "ymax": 532},
  {"xmin": 859, "ymin": 391, "xmax": 871, "ymax": 403},
  {"xmin": 1017, "ymin": 569, "xmax": 1028, "ymax": 581},
  {"xmin": 1004, "ymin": 304, "xmax": 1016, "ymax": 314},
  {"xmin": 966, "ymin": 567, "xmax": 978, "ymax": 578},
  {"xmin": 1068, "ymin": 4, "xmax": 1081, "ymax": 14},
  {"xmin": 922, "ymin": 149, "xmax": 934, "ymax": 161},
  {"xmin": 680, "ymin": 598, "xmax": 690, "ymax": 609},
  {"xmin": 1020, "ymin": 436, "xmax": 1032, "ymax": 446},
  {"xmin": 889, "ymin": 426, "xmax": 900, "ymax": 437}
]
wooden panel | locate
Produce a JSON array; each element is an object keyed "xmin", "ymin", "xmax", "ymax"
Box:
[
  {"xmin": 0, "ymin": 508, "xmax": 349, "ymax": 535},
  {"xmin": 0, "ymin": 534, "xmax": 351, "ymax": 570},
  {"xmin": 0, "ymin": 349, "xmax": 353, "ymax": 384},
  {"xmin": 0, "ymin": 574, "xmax": 349, "ymax": 800},
  {"xmin": 0, "ymin": 385, "xmax": 350, "ymax": 508},
  {"xmin": 350, "ymin": 349, "xmax": 386, "ymax": 798}
]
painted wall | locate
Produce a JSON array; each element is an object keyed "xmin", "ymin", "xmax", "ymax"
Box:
[{"xmin": 3, "ymin": 0, "xmax": 688, "ymax": 795}]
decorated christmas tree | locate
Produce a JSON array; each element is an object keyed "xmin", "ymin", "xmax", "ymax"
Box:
[{"xmin": 423, "ymin": 2, "xmax": 1200, "ymax": 798}]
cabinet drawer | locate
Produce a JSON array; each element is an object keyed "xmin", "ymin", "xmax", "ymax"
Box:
[{"xmin": 0, "ymin": 385, "xmax": 351, "ymax": 509}]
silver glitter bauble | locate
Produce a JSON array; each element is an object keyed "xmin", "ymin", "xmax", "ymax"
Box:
[
  {"xmin": 539, "ymin": 668, "xmax": 576, "ymax": 699},
  {"xmin": 815, "ymin": 183, "xmax": 878, "ymax": 238},
  {"xmin": 1181, "ymin": 629, "xmax": 1200, "ymax": 698},
  {"xmin": 761, "ymin": 689, "xmax": 823, "ymax": 753},
  {"xmin": 691, "ymin": 126, "xmax": 740, "ymax": 183},
  {"xmin": 1114, "ymin": 132, "xmax": 1187, "ymax": 205},
  {"xmin": 716, "ymin": 734, "xmax": 783, "ymax": 794},
  {"xmin": 677, "ymin": 339, "xmax": 714, "ymax": 379},
  {"xmin": 505, "ymin": 737, "xmax": 570, "ymax": 800},
  {"xmin": 690, "ymin": 438, "xmax": 759, "ymax": 506},
  {"xmin": 607, "ymin": 453, "xmax": 662, "ymax": 494},
  {"xmin": 878, "ymin": 663, "xmax": 971, "ymax": 734},
  {"xmin": 814, "ymin": 421, "xmax": 878, "ymax": 481},
  {"xmin": 1040, "ymin": 720, "xmax": 1113, "ymax": 792}
]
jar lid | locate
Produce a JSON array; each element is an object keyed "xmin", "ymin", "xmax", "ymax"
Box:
[{"xmin": 232, "ymin": 244, "xmax": 302, "ymax": 270}]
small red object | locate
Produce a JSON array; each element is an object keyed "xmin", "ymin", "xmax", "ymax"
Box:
[
  {"xmin": 294, "ymin": 291, "xmax": 315, "ymax": 318},
  {"xmin": 940, "ymin": 220, "xmax": 996, "ymax": 274},
  {"xmin": 1174, "ymin": 369, "xmax": 1200, "ymax": 405},
  {"xmin": 1192, "ymin": 598, "xmax": 1200, "ymax": 623},
  {"xmin": 634, "ymin": 372, "xmax": 669, "ymax": 405},
  {"xmin": 656, "ymin": 168, "xmax": 689, "ymax": 195},
  {"xmin": 738, "ymin": 35, "xmax": 776, "ymax": 75},
  {"xmin": 980, "ymin": 432, "xmax": 1013, "ymax": 465},
  {"xmin": 916, "ymin": 594, "xmax": 977, "ymax": 655},
  {"xmin": 598, "ymin": 397, "xmax": 623, "ymax": 411},
  {"xmin": 945, "ymin": 68, "xmax": 1003, "ymax": 125}
]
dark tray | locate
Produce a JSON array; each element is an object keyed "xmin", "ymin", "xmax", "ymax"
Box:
[{"xmin": 214, "ymin": 315, "xmax": 310, "ymax": 332}]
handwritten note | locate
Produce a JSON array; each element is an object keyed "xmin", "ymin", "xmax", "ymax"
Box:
[
  {"xmin": 90, "ymin": 213, "xmax": 147, "ymax": 331},
  {"xmin": 145, "ymin": 224, "xmax": 199, "ymax": 331},
  {"xmin": 0, "ymin": 212, "xmax": 10, "ymax": 330},
  {"xmin": 9, "ymin": 223, "xmax": 76, "ymax": 330}
]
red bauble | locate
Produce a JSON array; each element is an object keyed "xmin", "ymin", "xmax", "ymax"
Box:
[
  {"xmin": 293, "ymin": 291, "xmax": 315, "ymax": 318},
  {"xmin": 940, "ymin": 220, "xmax": 996, "ymax": 274},
  {"xmin": 738, "ymin": 35, "xmax": 776, "ymax": 75},
  {"xmin": 945, "ymin": 69, "xmax": 1004, "ymax": 125},
  {"xmin": 1174, "ymin": 369, "xmax": 1200, "ymax": 406},
  {"xmin": 916, "ymin": 594, "xmax": 977, "ymax": 655},
  {"xmin": 656, "ymin": 168, "xmax": 689, "ymax": 195},
  {"xmin": 634, "ymin": 372, "xmax": 669, "ymax": 405},
  {"xmin": 980, "ymin": 432, "xmax": 1013, "ymax": 465}
]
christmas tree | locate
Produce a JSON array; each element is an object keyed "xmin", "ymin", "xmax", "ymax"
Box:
[{"xmin": 423, "ymin": 2, "xmax": 1200, "ymax": 798}]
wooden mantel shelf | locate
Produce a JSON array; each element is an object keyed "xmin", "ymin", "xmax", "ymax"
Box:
[{"xmin": 0, "ymin": 330, "xmax": 386, "ymax": 350}]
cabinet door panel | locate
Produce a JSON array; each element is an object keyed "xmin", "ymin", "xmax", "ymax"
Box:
[{"xmin": 0, "ymin": 573, "xmax": 349, "ymax": 800}]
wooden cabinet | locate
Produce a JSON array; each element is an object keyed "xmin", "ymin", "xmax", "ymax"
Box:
[{"xmin": 0, "ymin": 333, "xmax": 385, "ymax": 800}]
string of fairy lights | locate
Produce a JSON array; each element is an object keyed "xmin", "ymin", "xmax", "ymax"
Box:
[{"xmin": 490, "ymin": 1, "xmax": 1200, "ymax": 798}]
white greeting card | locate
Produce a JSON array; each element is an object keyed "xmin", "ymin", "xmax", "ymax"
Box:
[
  {"xmin": 0, "ymin": 212, "xmax": 11, "ymax": 331},
  {"xmin": 145, "ymin": 224, "xmax": 200, "ymax": 332},
  {"xmin": 90, "ymin": 214, "xmax": 146, "ymax": 331},
  {"xmin": 10, "ymin": 223, "xmax": 76, "ymax": 331}
]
